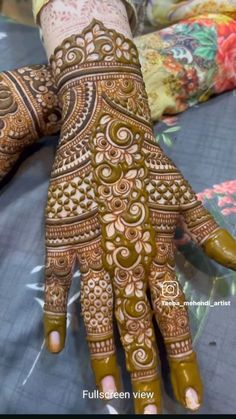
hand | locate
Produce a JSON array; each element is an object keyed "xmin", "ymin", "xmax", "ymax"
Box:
[
  {"xmin": 1, "ymin": 44, "xmax": 235, "ymax": 413},
  {"xmin": 44, "ymin": 20, "xmax": 236, "ymax": 414},
  {"xmin": 0, "ymin": 65, "xmax": 61, "ymax": 180}
]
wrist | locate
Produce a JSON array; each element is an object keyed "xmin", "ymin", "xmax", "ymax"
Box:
[
  {"xmin": 40, "ymin": 0, "xmax": 133, "ymax": 59},
  {"xmin": 50, "ymin": 20, "xmax": 141, "ymax": 89}
]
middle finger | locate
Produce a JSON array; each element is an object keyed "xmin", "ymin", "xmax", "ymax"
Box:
[{"xmin": 113, "ymin": 264, "xmax": 162, "ymax": 414}]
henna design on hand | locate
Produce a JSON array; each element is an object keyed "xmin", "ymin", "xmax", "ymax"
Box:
[
  {"xmin": 2, "ymin": 19, "xmax": 236, "ymax": 415},
  {"xmin": 0, "ymin": 65, "xmax": 61, "ymax": 180},
  {"xmin": 44, "ymin": 20, "xmax": 236, "ymax": 413},
  {"xmin": 47, "ymin": 21, "xmax": 159, "ymax": 408}
]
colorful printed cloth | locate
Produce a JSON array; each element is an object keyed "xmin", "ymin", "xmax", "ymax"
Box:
[
  {"xmin": 146, "ymin": 0, "xmax": 236, "ymax": 28},
  {"xmin": 0, "ymin": 10, "xmax": 236, "ymax": 417},
  {"xmin": 1, "ymin": 1, "xmax": 236, "ymax": 119},
  {"xmin": 136, "ymin": 13, "xmax": 236, "ymax": 119}
]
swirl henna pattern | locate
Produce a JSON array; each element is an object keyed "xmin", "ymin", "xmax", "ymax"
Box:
[
  {"xmin": 2, "ymin": 21, "xmax": 236, "ymax": 414},
  {"xmin": 0, "ymin": 65, "xmax": 61, "ymax": 180},
  {"xmin": 42, "ymin": 20, "xmax": 236, "ymax": 413},
  {"xmin": 47, "ymin": 20, "xmax": 159, "ymax": 408}
]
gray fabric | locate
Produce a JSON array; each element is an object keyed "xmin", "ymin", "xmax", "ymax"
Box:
[{"xmin": 0, "ymin": 17, "xmax": 236, "ymax": 414}]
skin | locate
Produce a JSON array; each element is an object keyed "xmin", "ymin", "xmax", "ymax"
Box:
[
  {"xmin": 1, "ymin": 61, "xmax": 236, "ymax": 415},
  {"xmin": 0, "ymin": 65, "xmax": 60, "ymax": 180},
  {"xmin": 1, "ymin": 0, "xmax": 236, "ymax": 413},
  {"xmin": 1, "ymin": 61, "xmax": 236, "ymax": 416},
  {"xmin": 40, "ymin": 0, "xmax": 236, "ymax": 411},
  {"xmin": 40, "ymin": 0, "xmax": 133, "ymax": 58}
]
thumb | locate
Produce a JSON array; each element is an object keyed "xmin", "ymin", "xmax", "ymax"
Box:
[{"xmin": 203, "ymin": 228, "xmax": 236, "ymax": 270}]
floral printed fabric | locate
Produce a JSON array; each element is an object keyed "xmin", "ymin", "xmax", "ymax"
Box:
[
  {"xmin": 146, "ymin": 0, "xmax": 236, "ymax": 28},
  {"xmin": 2, "ymin": 1, "xmax": 236, "ymax": 119},
  {"xmin": 136, "ymin": 13, "xmax": 236, "ymax": 119},
  {"xmin": 198, "ymin": 180, "xmax": 236, "ymax": 216}
]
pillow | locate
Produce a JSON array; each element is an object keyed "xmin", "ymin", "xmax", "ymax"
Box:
[
  {"xmin": 146, "ymin": 0, "xmax": 236, "ymax": 28},
  {"xmin": 135, "ymin": 13, "xmax": 236, "ymax": 120}
]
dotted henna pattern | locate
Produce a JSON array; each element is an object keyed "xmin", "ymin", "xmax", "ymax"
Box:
[
  {"xmin": 0, "ymin": 65, "xmax": 61, "ymax": 180},
  {"xmin": 46, "ymin": 20, "xmax": 219, "ymax": 385}
]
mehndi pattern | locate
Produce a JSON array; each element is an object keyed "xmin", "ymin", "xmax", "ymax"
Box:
[
  {"xmin": 0, "ymin": 65, "xmax": 61, "ymax": 180},
  {"xmin": 45, "ymin": 21, "xmax": 222, "ymax": 412}
]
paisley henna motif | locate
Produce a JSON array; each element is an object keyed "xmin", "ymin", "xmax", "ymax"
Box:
[
  {"xmin": 0, "ymin": 18, "xmax": 235, "ymax": 414},
  {"xmin": 48, "ymin": 20, "xmax": 159, "ymax": 393},
  {"xmin": 45, "ymin": 20, "xmax": 229, "ymax": 412},
  {"xmin": 0, "ymin": 65, "xmax": 61, "ymax": 180}
]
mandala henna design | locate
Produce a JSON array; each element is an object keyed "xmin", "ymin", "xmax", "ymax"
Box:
[
  {"xmin": 43, "ymin": 20, "xmax": 236, "ymax": 413},
  {"xmin": 0, "ymin": 65, "xmax": 61, "ymax": 180}
]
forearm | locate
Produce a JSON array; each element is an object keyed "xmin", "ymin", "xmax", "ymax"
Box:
[{"xmin": 39, "ymin": 0, "xmax": 133, "ymax": 58}]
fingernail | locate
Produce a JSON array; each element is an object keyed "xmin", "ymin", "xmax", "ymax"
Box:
[
  {"xmin": 48, "ymin": 331, "xmax": 61, "ymax": 353},
  {"xmin": 185, "ymin": 387, "xmax": 200, "ymax": 410},
  {"xmin": 144, "ymin": 404, "xmax": 157, "ymax": 414},
  {"xmin": 101, "ymin": 375, "xmax": 117, "ymax": 399}
]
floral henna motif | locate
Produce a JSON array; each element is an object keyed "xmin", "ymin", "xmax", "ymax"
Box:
[
  {"xmin": 45, "ymin": 19, "xmax": 232, "ymax": 411},
  {"xmin": 0, "ymin": 65, "xmax": 61, "ymax": 180},
  {"xmin": 45, "ymin": 249, "xmax": 76, "ymax": 314},
  {"xmin": 149, "ymin": 245, "xmax": 192, "ymax": 358},
  {"xmin": 48, "ymin": 19, "xmax": 159, "ymax": 387},
  {"xmin": 143, "ymin": 138, "xmax": 219, "ymax": 359}
]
